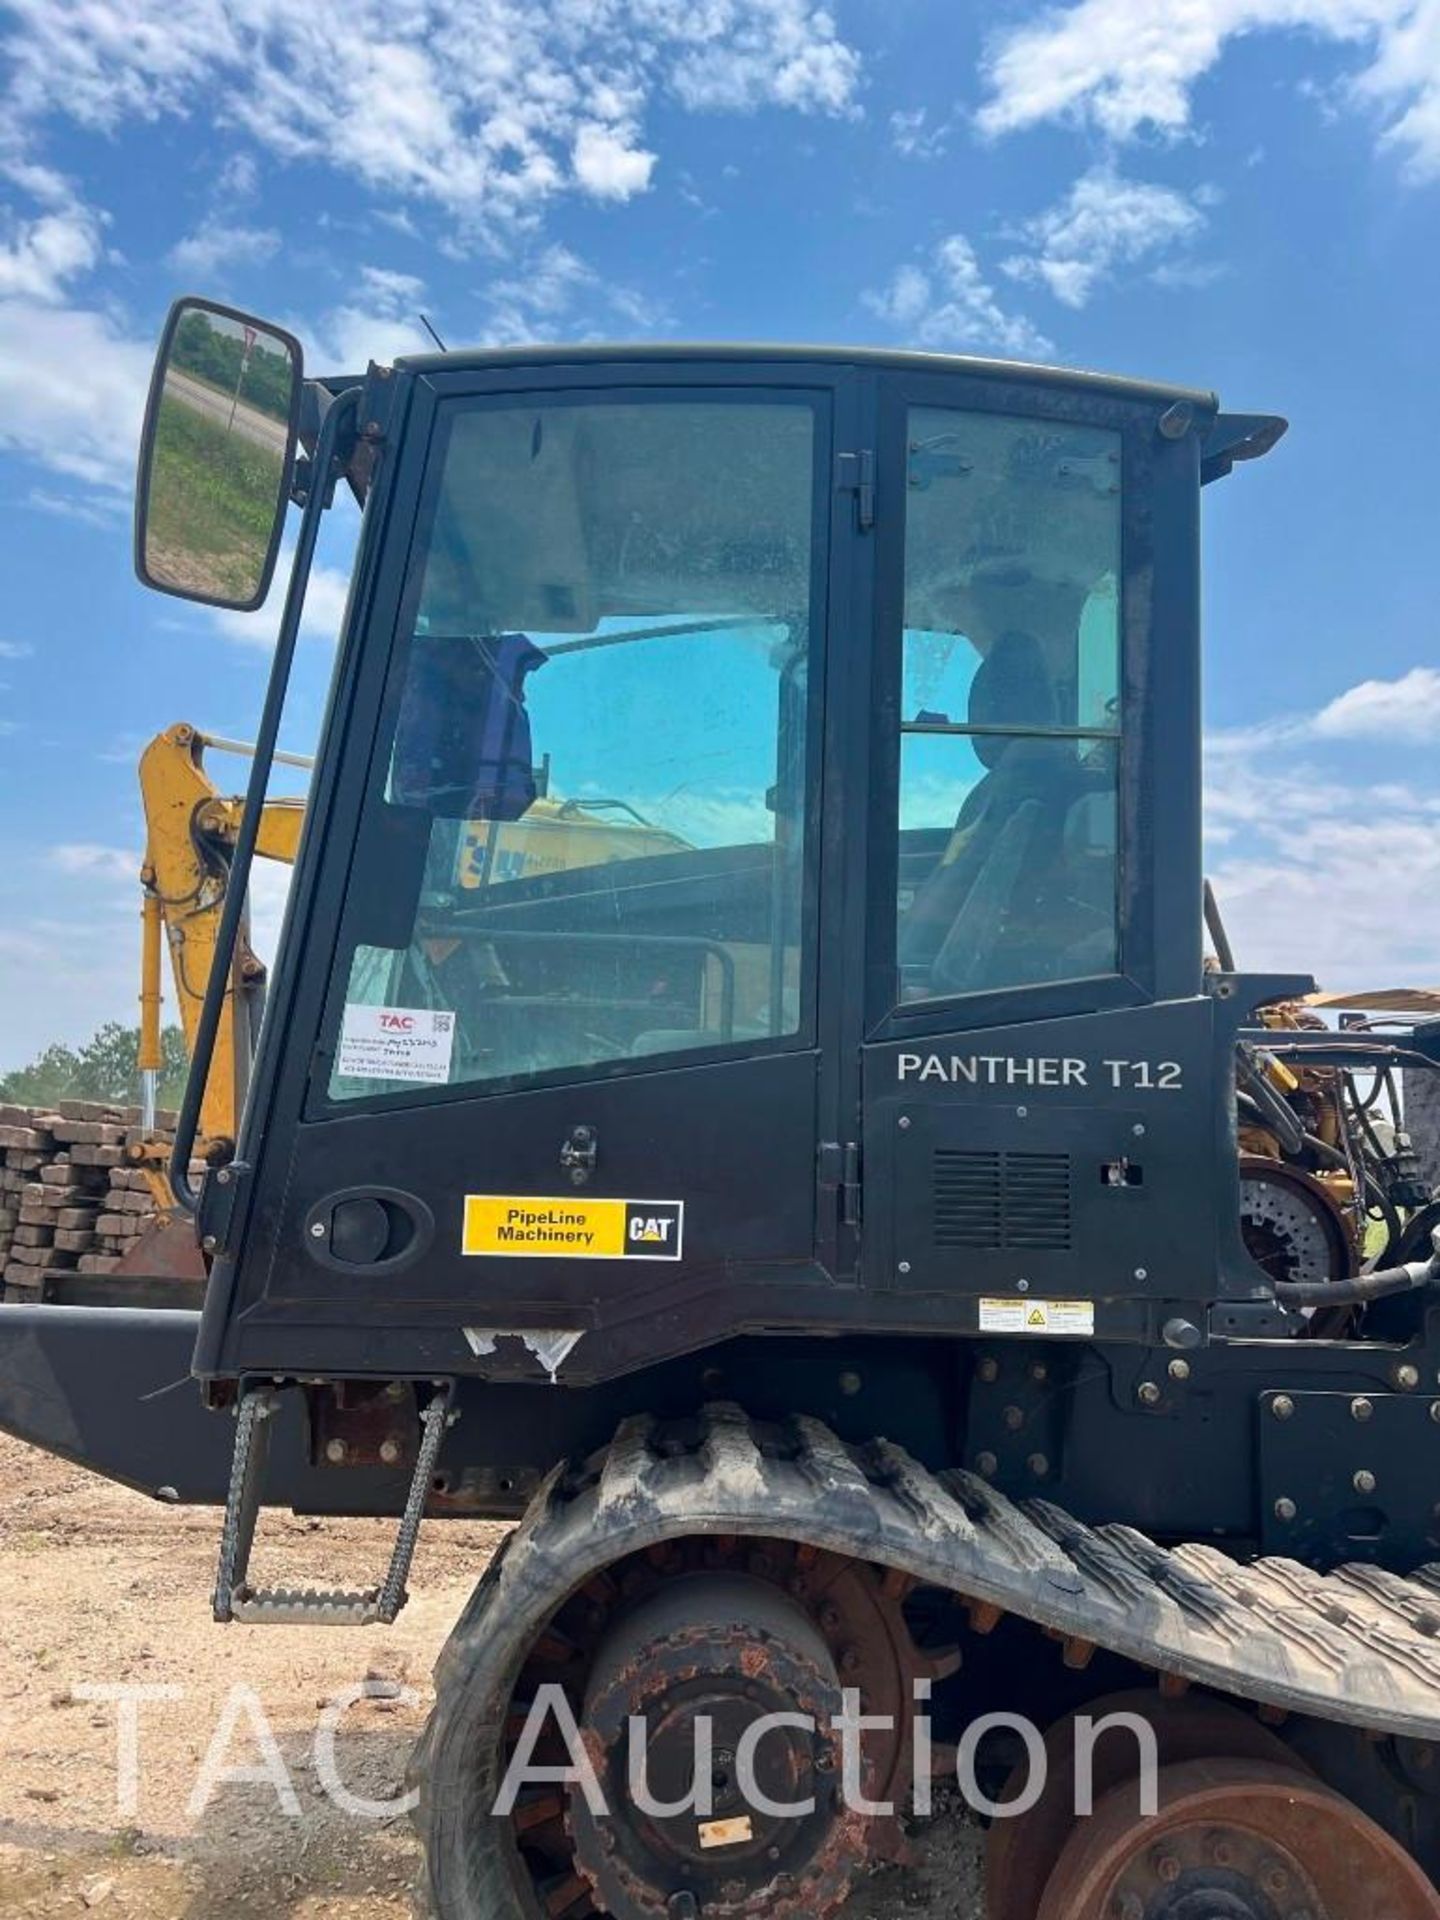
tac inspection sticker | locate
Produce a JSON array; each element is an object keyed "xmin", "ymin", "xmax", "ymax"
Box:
[
  {"xmin": 338, "ymin": 1004, "xmax": 456, "ymax": 1085},
  {"xmin": 978, "ymin": 1297, "xmax": 1095, "ymax": 1337},
  {"xmin": 463, "ymin": 1196, "xmax": 685, "ymax": 1261}
]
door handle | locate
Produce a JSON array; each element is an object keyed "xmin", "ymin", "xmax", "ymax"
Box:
[{"xmin": 303, "ymin": 1188, "xmax": 434, "ymax": 1274}]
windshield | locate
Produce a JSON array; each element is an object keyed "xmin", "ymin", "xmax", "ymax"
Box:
[{"xmin": 328, "ymin": 394, "xmax": 821, "ymax": 1100}]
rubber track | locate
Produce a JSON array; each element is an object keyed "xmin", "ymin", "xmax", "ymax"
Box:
[{"xmin": 412, "ymin": 1404, "xmax": 1440, "ymax": 1913}]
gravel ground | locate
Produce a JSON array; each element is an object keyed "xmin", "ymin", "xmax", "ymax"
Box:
[{"xmin": 0, "ymin": 1431, "xmax": 984, "ymax": 1917}]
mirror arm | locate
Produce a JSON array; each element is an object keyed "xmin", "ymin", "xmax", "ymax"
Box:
[{"xmin": 168, "ymin": 385, "xmax": 364, "ymax": 1214}]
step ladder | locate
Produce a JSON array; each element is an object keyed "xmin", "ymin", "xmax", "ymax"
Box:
[{"xmin": 213, "ymin": 1383, "xmax": 453, "ymax": 1626}]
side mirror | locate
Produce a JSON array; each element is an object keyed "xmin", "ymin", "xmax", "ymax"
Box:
[{"xmin": 135, "ymin": 298, "xmax": 303, "ymax": 611}]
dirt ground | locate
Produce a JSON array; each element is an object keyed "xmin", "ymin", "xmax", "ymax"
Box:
[{"xmin": 0, "ymin": 1433, "xmax": 983, "ymax": 1917}]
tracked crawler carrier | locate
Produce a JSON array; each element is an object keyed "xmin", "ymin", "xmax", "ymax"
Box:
[{"xmin": 6, "ymin": 298, "xmax": 1440, "ymax": 1917}]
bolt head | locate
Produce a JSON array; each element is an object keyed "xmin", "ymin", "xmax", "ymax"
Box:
[
  {"xmin": 1003, "ymin": 1405, "xmax": 1025, "ymax": 1431},
  {"xmin": 1396, "ymin": 1363, "xmax": 1421, "ymax": 1391},
  {"xmin": 1138, "ymin": 1381, "xmax": 1161, "ymax": 1407},
  {"xmin": 1027, "ymin": 1453, "xmax": 1049, "ymax": 1477},
  {"xmin": 897, "ymin": 1115, "xmax": 911, "ymax": 1130},
  {"xmin": 379, "ymin": 1438, "xmax": 401, "ymax": 1466},
  {"xmin": 838, "ymin": 1370, "xmax": 862, "ymax": 1397},
  {"xmin": 897, "ymin": 1260, "xmax": 912, "ymax": 1276},
  {"xmin": 1168, "ymin": 1359, "xmax": 1191, "ymax": 1382},
  {"xmin": 324, "ymin": 1438, "xmax": 348, "ymax": 1464},
  {"xmin": 1354, "ymin": 1469, "xmax": 1378, "ymax": 1495},
  {"xmin": 1274, "ymin": 1497, "xmax": 1298, "ymax": 1522},
  {"xmin": 1260, "ymin": 1859, "xmax": 1290, "ymax": 1894},
  {"xmin": 1351, "ymin": 1396, "xmax": 1373, "ymax": 1422},
  {"xmin": 977, "ymin": 1358, "xmax": 1000, "ymax": 1384},
  {"xmin": 309, "ymin": 1221, "xmax": 326, "ymax": 1239},
  {"xmin": 1154, "ymin": 1851, "xmax": 1182, "ymax": 1883},
  {"xmin": 1016, "ymin": 1278, "xmax": 1030, "ymax": 1294},
  {"xmin": 975, "ymin": 1451, "xmax": 998, "ymax": 1479},
  {"xmin": 1134, "ymin": 1267, "xmax": 1148, "ymax": 1282},
  {"xmin": 1272, "ymin": 1395, "xmax": 1295, "ymax": 1421}
]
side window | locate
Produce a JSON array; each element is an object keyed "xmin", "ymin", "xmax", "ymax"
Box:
[
  {"xmin": 329, "ymin": 397, "xmax": 819, "ymax": 1101},
  {"xmin": 897, "ymin": 406, "xmax": 1123, "ymax": 1002}
]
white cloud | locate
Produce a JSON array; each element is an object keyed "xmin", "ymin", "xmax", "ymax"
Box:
[
  {"xmin": 48, "ymin": 842, "xmax": 137, "ymax": 882},
  {"xmin": 24, "ymin": 485, "xmax": 128, "ymax": 526},
  {"xmin": 978, "ymin": 0, "xmax": 1440, "ymax": 182},
  {"xmin": 167, "ymin": 219, "xmax": 280, "ymax": 279},
  {"xmin": 0, "ymin": 641, "xmax": 34, "ymax": 659},
  {"xmin": 481, "ymin": 244, "xmax": 596, "ymax": 345},
  {"xmin": 1311, "ymin": 664, "xmax": 1440, "ymax": 740},
  {"xmin": 1206, "ymin": 664, "xmax": 1440, "ymax": 754},
  {"xmin": 208, "ymin": 557, "xmax": 352, "ymax": 648},
  {"xmin": 863, "ymin": 235, "xmax": 1056, "ymax": 360},
  {"xmin": 479, "ymin": 242, "xmax": 669, "ymax": 346},
  {"xmin": 0, "ymin": 165, "xmax": 104, "ymax": 303},
  {"xmin": 3, "ymin": 0, "xmax": 863, "ymax": 232},
  {"xmin": 666, "ymin": 2, "xmax": 862, "ymax": 114},
  {"xmin": 1003, "ymin": 166, "xmax": 1208, "ymax": 308},
  {"xmin": 1205, "ymin": 663, "xmax": 1440, "ymax": 986},
  {"xmin": 572, "ymin": 123, "xmax": 657, "ymax": 199},
  {"xmin": 0, "ymin": 299, "xmax": 152, "ymax": 491},
  {"xmin": 303, "ymin": 264, "xmax": 434, "ymax": 368},
  {"xmin": 889, "ymin": 106, "xmax": 950, "ymax": 160}
]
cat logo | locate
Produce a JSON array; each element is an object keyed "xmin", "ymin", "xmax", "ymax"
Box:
[{"xmin": 623, "ymin": 1201, "xmax": 684, "ymax": 1260}]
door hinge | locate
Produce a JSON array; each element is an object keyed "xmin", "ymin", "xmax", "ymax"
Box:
[
  {"xmin": 819, "ymin": 1141, "xmax": 863, "ymax": 1227},
  {"xmin": 835, "ymin": 449, "xmax": 875, "ymax": 531},
  {"xmin": 197, "ymin": 1158, "xmax": 249, "ymax": 1259}
]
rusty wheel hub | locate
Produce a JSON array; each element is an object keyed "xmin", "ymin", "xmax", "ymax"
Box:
[
  {"xmin": 570, "ymin": 1574, "xmax": 860, "ymax": 1919},
  {"xmin": 985, "ymin": 1689, "xmax": 1312, "ymax": 1920},
  {"xmin": 1036, "ymin": 1758, "xmax": 1440, "ymax": 1920},
  {"xmin": 503, "ymin": 1540, "xmax": 931, "ymax": 1920}
]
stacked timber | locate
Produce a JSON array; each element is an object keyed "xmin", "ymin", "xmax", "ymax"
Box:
[{"xmin": 0, "ymin": 1100, "xmax": 186, "ymax": 1303}]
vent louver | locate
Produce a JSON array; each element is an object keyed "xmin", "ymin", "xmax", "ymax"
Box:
[{"xmin": 934, "ymin": 1149, "xmax": 1072, "ymax": 1252}]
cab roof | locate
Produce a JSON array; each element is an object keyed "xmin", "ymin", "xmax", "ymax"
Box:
[{"xmin": 386, "ymin": 339, "xmax": 1220, "ymax": 414}]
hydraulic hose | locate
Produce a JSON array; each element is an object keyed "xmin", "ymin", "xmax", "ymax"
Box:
[{"xmin": 1274, "ymin": 1231, "xmax": 1440, "ymax": 1309}]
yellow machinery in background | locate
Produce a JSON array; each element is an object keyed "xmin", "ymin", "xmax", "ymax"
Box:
[{"xmin": 137, "ymin": 722, "xmax": 307, "ymax": 1170}]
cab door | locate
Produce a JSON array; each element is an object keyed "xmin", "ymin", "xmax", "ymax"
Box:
[{"xmin": 200, "ymin": 363, "xmax": 864, "ymax": 1383}]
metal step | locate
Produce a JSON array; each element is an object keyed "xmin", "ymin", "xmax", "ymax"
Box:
[{"xmin": 214, "ymin": 1382, "xmax": 453, "ymax": 1626}]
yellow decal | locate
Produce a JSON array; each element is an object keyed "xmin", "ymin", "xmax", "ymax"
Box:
[
  {"xmin": 977, "ymin": 1297, "xmax": 1095, "ymax": 1337},
  {"xmin": 463, "ymin": 1195, "xmax": 684, "ymax": 1261},
  {"xmin": 698, "ymin": 1817, "xmax": 754, "ymax": 1850}
]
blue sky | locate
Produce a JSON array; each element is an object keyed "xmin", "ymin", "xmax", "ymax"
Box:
[{"xmin": 2, "ymin": 0, "xmax": 1439, "ymax": 1068}]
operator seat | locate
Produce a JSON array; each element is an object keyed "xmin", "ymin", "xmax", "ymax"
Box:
[{"xmin": 899, "ymin": 629, "xmax": 1095, "ymax": 996}]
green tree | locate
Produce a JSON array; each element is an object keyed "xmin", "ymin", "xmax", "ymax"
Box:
[{"xmin": 0, "ymin": 1023, "xmax": 190, "ymax": 1110}]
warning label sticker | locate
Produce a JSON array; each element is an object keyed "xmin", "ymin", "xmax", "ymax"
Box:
[
  {"xmin": 463, "ymin": 1196, "xmax": 684, "ymax": 1261},
  {"xmin": 977, "ymin": 1297, "xmax": 1095, "ymax": 1337},
  {"xmin": 338, "ymin": 1004, "xmax": 455, "ymax": 1085}
]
